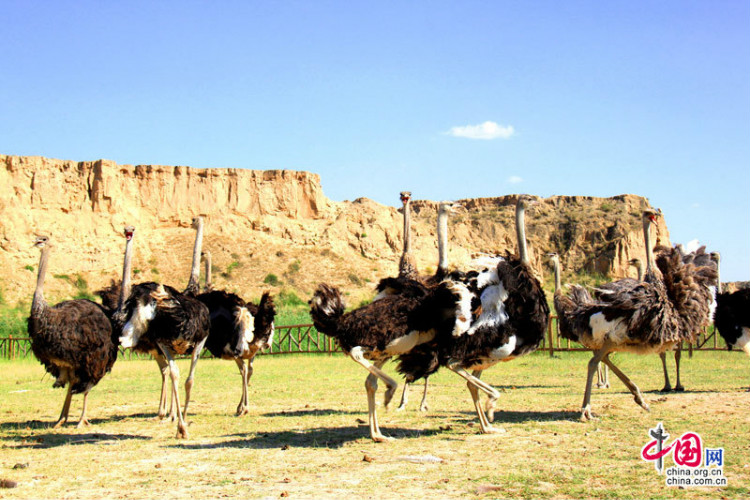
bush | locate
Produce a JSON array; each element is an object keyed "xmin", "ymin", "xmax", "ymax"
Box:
[
  {"xmin": 277, "ymin": 289, "xmax": 306, "ymax": 308},
  {"xmin": 263, "ymin": 273, "xmax": 281, "ymax": 286}
]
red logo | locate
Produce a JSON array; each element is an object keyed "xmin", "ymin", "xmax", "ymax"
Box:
[{"xmin": 642, "ymin": 423, "xmax": 703, "ymax": 472}]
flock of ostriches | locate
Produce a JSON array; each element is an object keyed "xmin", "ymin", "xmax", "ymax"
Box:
[{"xmin": 26, "ymin": 193, "xmax": 750, "ymax": 441}]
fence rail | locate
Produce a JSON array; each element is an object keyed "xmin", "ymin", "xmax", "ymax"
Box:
[{"xmin": 1, "ymin": 317, "xmax": 728, "ymax": 361}]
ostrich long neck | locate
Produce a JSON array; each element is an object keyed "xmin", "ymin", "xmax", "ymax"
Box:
[
  {"xmin": 634, "ymin": 261, "xmax": 644, "ymax": 281},
  {"xmin": 117, "ymin": 237, "xmax": 134, "ymax": 312},
  {"xmin": 516, "ymin": 202, "xmax": 530, "ymax": 266},
  {"xmin": 402, "ymin": 200, "xmax": 412, "ymax": 254},
  {"xmin": 552, "ymin": 257, "xmax": 561, "ymax": 293},
  {"xmin": 437, "ymin": 208, "xmax": 449, "ymax": 273},
  {"xmin": 32, "ymin": 245, "xmax": 50, "ymax": 315},
  {"xmin": 643, "ymin": 218, "xmax": 655, "ymax": 274},
  {"xmin": 187, "ymin": 220, "xmax": 204, "ymax": 292},
  {"xmin": 715, "ymin": 255, "xmax": 722, "ymax": 294},
  {"xmin": 204, "ymin": 251, "xmax": 212, "ymax": 290}
]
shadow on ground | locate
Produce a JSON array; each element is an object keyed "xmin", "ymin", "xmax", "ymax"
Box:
[{"xmin": 168, "ymin": 425, "xmax": 447, "ymax": 450}]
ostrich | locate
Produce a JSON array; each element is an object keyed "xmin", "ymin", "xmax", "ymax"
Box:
[
  {"xmin": 27, "ymin": 235, "xmax": 119, "ymax": 428},
  {"xmin": 432, "ymin": 195, "xmax": 549, "ymax": 433},
  {"xmin": 118, "ymin": 217, "xmax": 210, "ymax": 438},
  {"xmin": 198, "ymin": 251, "xmax": 276, "ymax": 416},
  {"xmin": 596, "ymin": 258, "xmax": 643, "ymax": 389},
  {"xmin": 201, "ymin": 250, "xmax": 213, "ymax": 292},
  {"xmin": 309, "ymin": 280, "xmax": 465, "ymax": 442},
  {"xmin": 553, "ymin": 210, "xmax": 716, "ymax": 420},
  {"xmin": 711, "ymin": 253, "xmax": 750, "ymax": 388},
  {"xmin": 395, "ymin": 199, "xmax": 461, "ymax": 412}
]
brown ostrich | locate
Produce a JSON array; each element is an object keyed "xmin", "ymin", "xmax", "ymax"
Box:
[
  {"xmin": 552, "ymin": 210, "xmax": 717, "ymax": 420},
  {"xmin": 27, "ymin": 235, "xmax": 120, "ymax": 428}
]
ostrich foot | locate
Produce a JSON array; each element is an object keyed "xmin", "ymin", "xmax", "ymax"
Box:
[
  {"xmin": 635, "ymin": 396, "xmax": 650, "ymax": 412},
  {"xmin": 76, "ymin": 419, "xmax": 90, "ymax": 429},
  {"xmin": 236, "ymin": 405, "xmax": 249, "ymax": 417},
  {"xmin": 579, "ymin": 406, "xmax": 598, "ymax": 422},
  {"xmin": 395, "ymin": 404, "xmax": 406, "ymax": 412},
  {"xmin": 176, "ymin": 423, "xmax": 189, "ymax": 439},
  {"xmin": 660, "ymin": 385, "xmax": 672, "ymax": 393},
  {"xmin": 52, "ymin": 418, "xmax": 67, "ymax": 429},
  {"xmin": 486, "ymin": 399, "xmax": 498, "ymax": 423},
  {"xmin": 419, "ymin": 403, "xmax": 428, "ymax": 413},
  {"xmin": 480, "ymin": 425, "xmax": 506, "ymax": 435},
  {"xmin": 371, "ymin": 433, "xmax": 394, "ymax": 443},
  {"xmin": 674, "ymin": 385, "xmax": 685, "ymax": 392},
  {"xmin": 383, "ymin": 385, "xmax": 397, "ymax": 410}
]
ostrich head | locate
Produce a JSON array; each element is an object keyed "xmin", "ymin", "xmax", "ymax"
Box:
[
  {"xmin": 191, "ymin": 216, "xmax": 203, "ymax": 229},
  {"xmin": 642, "ymin": 209, "xmax": 659, "ymax": 224},
  {"xmin": 119, "ymin": 283, "xmax": 171, "ymax": 348},
  {"xmin": 124, "ymin": 225, "xmax": 135, "ymax": 241},
  {"xmin": 399, "ymin": 191, "xmax": 411, "ymax": 205},
  {"xmin": 33, "ymin": 235, "xmax": 50, "ymax": 249}
]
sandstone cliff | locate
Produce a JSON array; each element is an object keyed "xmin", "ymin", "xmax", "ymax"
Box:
[{"xmin": 0, "ymin": 154, "xmax": 670, "ymax": 306}]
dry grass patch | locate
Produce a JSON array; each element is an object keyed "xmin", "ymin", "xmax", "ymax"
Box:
[{"xmin": 1, "ymin": 351, "xmax": 748, "ymax": 499}]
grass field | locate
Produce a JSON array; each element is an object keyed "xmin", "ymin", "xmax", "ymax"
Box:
[{"xmin": 0, "ymin": 351, "xmax": 748, "ymax": 499}]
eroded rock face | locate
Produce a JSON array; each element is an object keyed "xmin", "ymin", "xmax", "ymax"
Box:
[{"xmin": 1, "ymin": 154, "xmax": 669, "ymax": 305}]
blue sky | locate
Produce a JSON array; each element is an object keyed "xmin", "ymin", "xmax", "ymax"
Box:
[{"xmin": 2, "ymin": 1, "xmax": 748, "ymax": 280}]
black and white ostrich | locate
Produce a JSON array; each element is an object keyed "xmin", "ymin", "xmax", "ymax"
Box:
[
  {"xmin": 27, "ymin": 235, "xmax": 120, "ymax": 428},
  {"xmin": 392, "ymin": 199, "xmax": 461, "ymax": 412},
  {"xmin": 198, "ymin": 250, "xmax": 277, "ymax": 416},
  {"xmin": 309, "ymin": 280, "xmax": 465, "ymax": 442},
  {"xmin": 430, "ymin": 195, "xmax": 549, "ymax": 433},
  {"xmin": 711, "ymin": 252, "xmax": 750, "ymax": 389},
  {"xmin": 118, "ymin": 217, "xmax": 210, "ymax": 438},
  {"xmin": 552, "ymin": 210, "xmax": 717, "ymax": 420}
]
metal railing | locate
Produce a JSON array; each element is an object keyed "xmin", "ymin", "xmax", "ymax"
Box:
[{"xmin": 1, "ymin": 317, "xmax": 728, "ymax": 361}]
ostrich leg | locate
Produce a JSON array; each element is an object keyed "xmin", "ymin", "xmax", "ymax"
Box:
[
  {"xmin": 76, "ymin": 391, "xmax": 91, "ymax": 428},
  {"xmin": 596, "ymin": 362, "xmax": 610, "ymax": 388},
  {"xmin": 418, "ymin": 378, "xmax": 429, "ymax": 412},
  {"xmin": 659, "ymin": 352, "xmax": 673, "ymax": 392},
  {"xmin": 53, "ymin": 378, "xmax": 74, "ymax": 428},
  {"xmin": 673, "ymin": 346, "xmax": 684, "ymax": 391},
  {"xmin": 182, "ymin": 337, "xmax": 208, "ymax": 420},
  {"xmin": 350, "ymin": 347, "xmax": 398, "ymax": 442},
  {"xmin": 154, "ymin": 353, "xmax": 172, "ymax": 420},
  {"xmin": 580, "ymin": 348, "xmax": 609, "ymax": 421},
  {"xmin": 235, "ymin": 358, "xmax": 249, "ymax": 416},
  {"xmin": 447, "ymin": 362, "xmax": 502, "ymax": 433},
  {"xmin": 396, "ymin": 379, "xmax": 413, "ymax": 411},
  {"xmin": 602, "ymin": 356, "xmax": 649, "ymax": 412},
  {"xmin": 157, "ymin": 343, "xmax": 189, "ymax": 439}
]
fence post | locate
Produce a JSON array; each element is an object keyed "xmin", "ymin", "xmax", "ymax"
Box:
[
  {"xmin": 547, "ymin": 316, "xmax": 555, "ymax": 357},
  {"xmin": 9, "ymin": 334, "xmax": 14, "ymax": 361}
]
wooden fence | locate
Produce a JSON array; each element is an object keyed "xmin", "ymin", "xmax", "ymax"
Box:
[{"xmin": 1, "ymin": 317, "xmax": 727, "ymax": 361}]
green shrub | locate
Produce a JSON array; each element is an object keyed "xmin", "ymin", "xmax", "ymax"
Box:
[
  {"xmin": 263, "ymin": 273, "xmax": 281, "ymax": 286},
  {"xmin": 277, "ymin": 289, "xmax": 306, "ymax": 308}
]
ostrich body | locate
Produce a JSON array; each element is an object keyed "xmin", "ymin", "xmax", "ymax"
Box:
[
  {"xmin": 119, "ymin": 217, "xmax": 210, "ymax": 438},
  {"xmin": 28, "ymin": 235, "xmax": 119, "ymax": 428},
  {"xmin": 596, "ymin": 258, "xmax": 643, "ymax": 389},
  {"xmin": 710, "ymin": 252, "xmax": 750, "ymax": 388},
  {"xmin": 393, "ymin": 200, "xmax": 461, "ymax": 412},
  {"xmin": 309, "ymin": 281, "xmax": 463, "ymax": 442},
  {"xmin": 432, "ymin": 196, "xmax": 549, "ymax": 433},
  {"xmin": 198, "ymin": 251, "xmax": 276, "ymax": 416},
  {"xmin": 553, "ymin": 210, "xmax": 717, "ymax": 420}
]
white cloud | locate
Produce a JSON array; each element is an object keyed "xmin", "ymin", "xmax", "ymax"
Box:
[
  {"xmin": 507, "ymin": 175, "xmax": 523, "ymax": 184},
  {"xmin": 446, "ymin": 121, "xmax": 515, "ymax": 140},
  {"xmin": 685, "ymin": 239, "xmax": 702, "ymax": 253}
]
